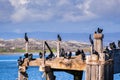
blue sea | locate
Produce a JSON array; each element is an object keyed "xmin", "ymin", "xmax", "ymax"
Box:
[
  {"xmin": 0, "ymin": 54, "xmax": 81, "ymax": 80},
  {"xmin": 0, "ymin": 54, "xmax": 120, "ymax": 80}
]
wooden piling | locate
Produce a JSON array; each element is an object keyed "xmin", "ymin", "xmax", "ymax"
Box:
[
  {"xmin": 42, "ymin": 41, "xmax": 45, "ymax": 66},
  {"xmin": 73, "ymin": 71, "xmax": 83, "ymax": 80},
  {"xmin": 45, "ymin": 66, "xmax": 55, "ymax": 80},
  {"xmin": 57, "ymin": 41, "xmax": 60, "ymax": 58},
  {"xmin": 18, "ymin": 66, "xmax": 28, "ymax": 80},
  {"xmin": 85, "ymin": 33, "xmax": 113, "ymax": 80},
  {"xmin": 25, "ymin": 42, "xmax": 28, "ymax": 53},
  {"xmin": 94, "ymin": 33, "xmax": 104, "ymax": 53}
]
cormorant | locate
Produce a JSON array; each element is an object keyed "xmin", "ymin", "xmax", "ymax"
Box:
[
  {"xmin": 28, "ymin": 54, "xmax": 33, "ymax": 61},
  {"xmin": 24, "ymin": 53, "xmax": 29, "ymax": 58},
  {"xmin": 17, "ymin": 56, "xmax": 23, "ymax": 66},
  {"xmin": 81, "ymin": 50, "xmax": 85, "ymax": 60},
  {"xmin": 75, "ymin": 49, "xmax": 81, "ymax": 56},
  {"xmin": 68, "ymin": 51, "xmax": 72, "ymax": 59},
  {"xmin": 57, "ymin": 34, "xmax": 62, "ymax": 41},
  {"xmin": 103, "ymin": 46, "xmax": 109, "ymax": 53},
  {"xmin": 24, "ymin": 33, "xmax": 29, "ymax": 43},
  {"xmin": 109, "ymin": 42, "xmax": 116, "ymax": 50},
  {"xmin": 89, "ymin": 34, "xmax": 94, "ymax": 46},
  {"xmin": 60, "ymin": 48, "xmax": 65, "ymax": 57},
  {"xmin": 94, "ymin": 31, "xmax": 97, "ymax": 34},
  {"xmin": 39, "ymin": 52, "xmax": 43, "ymax": 58},
  {"xmin": 97, "ymin": 27, "xmax": 103, "ymax": 33},
  {"xmin": 118, "ymin": 40, "xmax": 120, "ymax": 48},
  {"xmin": 46, "ymin": 52, "xmax": 55, "ymax": 60},
  {"xmin": 93, "ymin": 50, "xmax": 99, "ymax": 55}
]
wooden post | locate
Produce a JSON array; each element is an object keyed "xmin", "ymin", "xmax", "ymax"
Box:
[
  {"xmin": 18, "ymin": 66, "xmax": 28, "ymax": 80},
  {"xmin": 86, "ymin": 54, "xmax": 102, "ymax": 80},
  {"xmin": 90, "ymin": 45, "xmax": 93, "ymax": 55},
  {"xmin": 94, "ymin": 33, "xmax": 104, "ymax": 53},
  {"xmin": 25, "ymin": 42, "xmax": 28, "ymax": 53},
  {"xmin": 94, "ymin": 33, "xmax": 105, "ymax": 61},
  {"xmin": 73, "ymin": 71, "xmax": 83, "ymax": 80},
  {"xmin": 86, "ymin": 58, "xmax": 113, "ymax": 80},
  {"xmin": 66, "ymin": 71, "xmax": 83, "ymax": 80},
  {"xmin": 43, "ymin": 41, "xmax": 45, "ymax": 66},
  {"xmin": 45, "ymin": 66, "xmax": 55, "ymax": 80},
  {"xmin": 57, "ymin": 41, "xmax": 60, "ymax": 58},
  {"xmin": 98, "ymin": 64, "xmax": 104, "ymax": 80}
]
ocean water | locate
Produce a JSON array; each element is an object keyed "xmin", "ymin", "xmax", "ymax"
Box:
[
  {"xmin": 0, "ymin": 54, "xmax": 120, "ymax": 80},
  {"xmin": 0, "ymin": 54, "xmax": 82, "ymax": 80}
]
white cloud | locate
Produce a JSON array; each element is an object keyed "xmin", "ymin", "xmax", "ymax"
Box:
[
  {"xmin": 5, "ymin": 0, "xmax": 120, "ymax": 22},
  {"xmin": 9, "ymin": 0, "xmax": 54, "ymax": 22}
]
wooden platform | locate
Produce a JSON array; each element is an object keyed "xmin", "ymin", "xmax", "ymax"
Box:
[{"xmin": 23, "ymin": 56, "xmax": 86, "ymax": 71}]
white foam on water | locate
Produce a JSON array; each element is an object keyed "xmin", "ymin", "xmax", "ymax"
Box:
[{"xmin": 0, "ymin": 60, "xmax": 17, "ymax": 62}]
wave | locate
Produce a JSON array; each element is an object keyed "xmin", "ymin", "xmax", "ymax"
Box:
[{"xmin": 0, "ymin": 60, "xmax": 17, "ymax": 62}]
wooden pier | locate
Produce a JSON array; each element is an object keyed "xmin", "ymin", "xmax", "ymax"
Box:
[{"xmin": 17, "ymin": 32, "xmax": 114, "ymax": 80}]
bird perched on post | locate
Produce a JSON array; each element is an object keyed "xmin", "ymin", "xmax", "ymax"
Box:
[
  {"xmin": 24, "ymin": 33, "xmax": 29, "ymax": 43},
  {"xmin": 97, "ymin": 27, "xmax": 103, "ymax": 33},
  {"xmin": 57, "ymin": 34, "xmax": 62, "ymax": 41},
  {"xmin": 89, "ymin": 34, "xmax": 94, "ymax": 47}
]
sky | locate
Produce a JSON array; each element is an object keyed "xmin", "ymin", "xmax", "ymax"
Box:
[{"xmin": 0, "ymin": 0, "xmax": 120, "ymax": 33}]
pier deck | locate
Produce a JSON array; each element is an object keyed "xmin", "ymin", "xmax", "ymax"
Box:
[{"xmin": 23, "ymin": 56, "xmax": 86, "ymax": 71}]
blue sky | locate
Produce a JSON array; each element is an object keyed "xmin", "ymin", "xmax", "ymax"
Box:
[{"xmin": 0, "ymin": 0, "xmax": 120, "ymax": 33}]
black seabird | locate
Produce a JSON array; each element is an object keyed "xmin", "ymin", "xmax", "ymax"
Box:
[
  {"xmin": 68, "ymin": 51, "xmax": 72, "ymax": 59},
  {"xmin": 39, "ymin": 52, "xmax": 43, "ymax": 58},
  {"xmin": 46, "ymin": 52, "xmax": 55, "ymax": 60},
  {"xmin": 97, "ymin": 27, "xmax": 103, "ymax": 33},
  {"xmin": 60, "ymin": 48, "xmax": 65, "ymax": 57},
  {"xmin": 93, "ymin": 50, "xmax": 99, "ymax": 55},
  {"xmin": 28, "ymin": 54, "xmax": 33, "ymax": 61},
  {"xmin": 103, "ymin": 46, "xmax": 109, "ymax": 53},
  {"xmin": 75, "ymin": 49, "xmax": 81, "ymax": 56},
  {"xmin": 81, "ymin": 50, "xmax": 85, "ymax": 60},
  {"xmin": 17, "ymin": 56, "xmax": 23, "ymax": 66},
  {"xmin": 24, "ymin": 33, "xmax": 29, "ymax": 43},
  {"xmin": 109, "ymin": 42, "xmax": 116, "ymax": 50},
  {"xmin": 57, "ymin": 34, "xmax": 62, "ymax": 41},
  {"xmin": 94, "ymin": 31, "xmax": 97, "ymax": 34},
  {"xmin": 89, "ymin": 34, "xmax": 94, "ymax": 46},
  {"xmin": 24, "ymin": 53, "xmax": 29, "ymax": 58}
]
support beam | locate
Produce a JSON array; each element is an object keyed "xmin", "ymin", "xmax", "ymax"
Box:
[
  {"xmin": 66, "ymin": 71, "xmax": 83, "ymax": 80},
  {"xmin": 45, "ymin": 41, "xmax": 53, "ymax": 54},
  {"xmin": 73, "ymin": 71, "xmax": 83, "ymax": 80},
  {"xmin": 94, "ymin": 33, "xmax": 105, "ymax": 61},
  {"xmin": 45, "ymin": 66, "xmax": 55, "ymax": 80}
]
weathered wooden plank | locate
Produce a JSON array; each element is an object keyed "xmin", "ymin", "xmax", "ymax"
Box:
[
  {"xmin": 86, "ymin": 64, "xmax": 91, "ymax": 80},
  {"xmin": 99, "ymin": 64, "xmax": 104, "ymax": 80},
  {"xmin": 109, "ymin": 63, "xmax": 113, "ymax": 80},
  {"xmin": 91, "ymin": 65, "xmax": 96, "ymax": 80},
  {"xmin": 28, "ymin": 58, "xmax": 86, "ymax": 71},
  {"xmin": 95, "ymin": 65, "xmax": 99, "ymax": 80}
]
